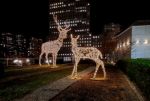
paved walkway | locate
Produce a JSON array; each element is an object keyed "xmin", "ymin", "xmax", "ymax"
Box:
[
  {"xmin": 52, "ymin": 68, "xmax": 145, "ymax": 101},
  {"xmin": 14, "ymin": 67, "xmax": 94, "ymax": 101}
]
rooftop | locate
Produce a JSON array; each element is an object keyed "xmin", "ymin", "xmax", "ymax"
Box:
[{"xmin": 132, "ymin": 20, "xmax": 150, "ymax": 26}]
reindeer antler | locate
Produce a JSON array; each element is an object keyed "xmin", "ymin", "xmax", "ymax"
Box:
[
  {"xmin": 53, "ymin": 14, "xmax": 60, "ymax": 27},
  {"xmin": 64, "ymin": 21, "xmax": 71, "ymax": 30},
  {"xmin": 53, "ymin": 15, "xmax": 71, "ymax": 31}
]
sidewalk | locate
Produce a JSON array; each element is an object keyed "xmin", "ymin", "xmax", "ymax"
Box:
[
  {"xmin": 52, "ymin": 67, "xmax": 144, "ymax": 101},
  {"xmin": 14, "ymin": 67, "xmax": 94, "ymax": 101}
]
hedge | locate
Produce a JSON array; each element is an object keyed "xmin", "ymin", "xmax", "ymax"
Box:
[{"xmin": 116, "ymin": 59, "xmax": 150, "ymax": 100}]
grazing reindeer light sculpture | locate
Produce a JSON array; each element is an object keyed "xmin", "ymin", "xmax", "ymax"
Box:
[
  {"xmin": 39, "ymin": 15, "xmax": 71, "ymax": 67},
  {"xmin": 70, "ymin": 34, "xmax": 106, "ymax": 80}
]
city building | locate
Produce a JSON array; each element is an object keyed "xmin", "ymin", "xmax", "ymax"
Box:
[
  {"xmin": 102, "ymin": 23, "xmax": 121, "ymax": 62},
  {"xmin": 0, "ymin": 33, "xmax": 15, "ymax": 58},
  {"xmin": 28, "ymin": 37, "xmax": 43, "ymax": 58},
  {"xmin": 15, "ymin": 34, "xmax": 27, "ymax": 57},
  {"xmin": 49, "ymin": 0, "xmax": 90, "ymax": 62},
  {"xmin": 0, "ymin": 33, "xmax": 28, "ymax": 58},
  {"xmin": 114, "ymin": 20, "xmax": 150, "ymax": 60},
  {"xmin": 0, "ymin": 33, "xmax": 29, "ymax": 66},
  {"xmin": 92, "ymin": 34, "xmax": 103, "ymax": 51}
]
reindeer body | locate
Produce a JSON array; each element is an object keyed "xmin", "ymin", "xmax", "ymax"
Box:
[
  {"xmin": 41, "ymin": 39, "xmax": 63, "ymax": 54},
  {"xmin": 71, "ymin": 35, "xmax": 106, "ymax": 79},
  {"xmin": 39, "ymin": 15, "xmax": 71, "ymax": 67},
  {"xmin": 72, "ymin": 47, "xmax": 102, "ymax": 60}
]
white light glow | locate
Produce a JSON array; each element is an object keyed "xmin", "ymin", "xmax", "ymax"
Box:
[
  {"xmin": 144, "ymin": 40, "xmax": 148, "ymax": 44},
  {"xmin": 123, "ymin": 43, "xmax": 125, "ymax": 47},
  {"xmin": 127, "ymin": 40, "xmax": 130, "ymax": 45},
  {"xmin": 39, "ymin": 15, "xmax": 71, "ymax": 67},
  {"xmin": 70, "ymin": 34, "xmax": 106, "ymax": 79},
  {"xmin": 26, "ymin": 59, "xmax": 30, "ymax": 63},
  {"xmin": 45, "ymin": 60, "xmax": 52, "ymax": 63},
  {"xmin": 18, "ymin": 60, "xmax": 22, "ymax": 64},
  {"xmin": 136, "ymin": 40, "xmax": 139, "ymax": 44},
  {"xmin": 13, "ymin": 59, "xmax": 18, "ymax": 63}
]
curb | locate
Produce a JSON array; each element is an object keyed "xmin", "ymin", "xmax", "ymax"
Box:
[{"xmin": 120, "ymin": 71, "xmax": 146, "ymax": 101}]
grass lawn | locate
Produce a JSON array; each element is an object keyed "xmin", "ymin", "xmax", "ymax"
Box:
[
  {"xmin": 2, "ymin": 64, "xmax": 72, "ymax": 81},
  {"xmin": 0, "ymin": 64, "xmax": 89, "ymax": 101}
]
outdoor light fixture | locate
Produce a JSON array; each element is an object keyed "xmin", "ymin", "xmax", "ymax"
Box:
[
  {"xmin": 70, "ymin": 34, "xmax": 106, "ymax": 80},
  {"xmin": 144, "ymin": 39, "xmax": 148, "ymax": 44},
  {"xmin": 13, "ymin": 59, "xmax": 22, "ymax": 66},
  {"xmin": 26, "ymin": 58, "xmax": 30, "ymax": 63},
  {"xmin": 123, "ymin": 43, "xmax": 125, "ymax": 47},
  {"xmin": 45, "ymin": 60, "xmax": 52, "ymax": 64},
  {"xmin": 13, "ymin": 59, "xmax": 19, "ymax": 63},
  {"xmin": 18, "ymin": 60, "xmax": 22, "ymax": 64},
  {"xmin": 127, "ymin": 40, "xmax": 130, "ymax": 45},
  {"xmin": 136, "ymin": 40, "xmax": 139, "ymax": 44},
  {"xmin": 39, "ymin": 14, "xmax": 71, "ymax": 67}
]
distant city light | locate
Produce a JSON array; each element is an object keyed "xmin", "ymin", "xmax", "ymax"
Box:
[
  {"xmin": 18, "ymin": 60, "xmax": 22, "ymax": 64},
  {"xmin": 45, "ymin": 60, "xmax": 52, "ymax": 63},
  {"xmin": 26, "ymin": 58, "xmax": 30, "ymax": 63},
  {"xmin": 13, "ymin": 59, "xmax": 19, "ymax": 63},
  {"xmin": 13, "ymin": 59, "xmax": 22, "ymax": 66}
]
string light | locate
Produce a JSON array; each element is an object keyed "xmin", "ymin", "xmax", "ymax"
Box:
[
  {"xmin": 70, "ymin": 34, "xmax": 106, "ymax": 79},
  {"xmin": 39, "ymin": 15, "xmax": 71, "ymax": 67}
]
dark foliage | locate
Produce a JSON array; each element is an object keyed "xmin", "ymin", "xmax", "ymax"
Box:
[{"xmin": 116, "ymin": 59, "xmax": 150, "ymax": 101}]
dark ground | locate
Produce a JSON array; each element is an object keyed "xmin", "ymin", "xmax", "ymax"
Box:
[{"xmin": 51, "ymin": 67, "xmax": 140, "ymax": 101}]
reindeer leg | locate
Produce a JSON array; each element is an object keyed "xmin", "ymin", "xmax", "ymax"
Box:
[
  {"xmin": 101, "ymin": 61, "xmax": 106, "ymax": 79},
  {"xmin": 54, "ymin": 53, "xmax": 57, "ymax": 67},
  {"xmin": 93, "ymin": 59, "xmax": 100, "ymax": 79},
  {"xmin": 74, "ymin": 59, "xmax": 80, "ymax": 78},
  {"xmin": 39, "ymin": 52, "xmax": 44, "ymax": 66},
  {"xmin": 45, "ymin": 53, "xmax": 50, "ymax": 66},
  {"xmin": 52, "ymin": 53, "xmax": 57, "ymax": 68},
  {"xmin": 71, "ymin": 64, "xmax": 76, "ymax": 78},
  {"xmin": 52, "ymin": 54, "xmax": 54, "ymax": 67},
  {"xmin": 71, "ymin": 58, "xmax": 79, "ymax": 79}
]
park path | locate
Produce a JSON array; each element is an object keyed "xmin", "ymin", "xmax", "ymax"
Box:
[
  {"xmin": 52, "ymin": 67, "xmax": 145, "ymax": 101},
  {"xmin": 14, "ymin": 67, "xmax": 94, "ymax": 101}
]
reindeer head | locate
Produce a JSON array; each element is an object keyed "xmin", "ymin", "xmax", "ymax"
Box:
[
  {"xmin": 53, "ymin": 15, "xmax": 71, "ymax": 39},
  {"xmin": 70, "ymin": 34, "xmax": 80, "ymax": 47},
  {"xmin": 59, "ymin": 23, "xmax": 71, "ymax": 39}
]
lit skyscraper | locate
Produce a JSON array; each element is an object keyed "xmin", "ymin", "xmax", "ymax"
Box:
[{"xmin": 49, "ymin": 0, "xmax": 90, "ymax": 62}]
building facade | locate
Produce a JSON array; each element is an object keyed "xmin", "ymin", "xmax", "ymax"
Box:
[
  {"xmin": 28, "ymin": 37, "xmax": 43, "ymax": 58},
  {"xmin": 0, "ymin": 33, "xmax": 28, "ymax": 58},
  {"xmin": 114, "ymin": 20, "xmax": 150, "ymax": 60},
  {"xmin": 102, "ymin": 23, "xmax": 121, "ymax": 62},
  {"xmin": 49, "ymin": 0, "xmax": 90, "ymax": 62},
  {"xmin": 15, "ymin": 34, "xmax": 27, "ymax": 57},
  {"xmin": 0, "ymin": 33, "xmax": 15, "ymax": 58}
]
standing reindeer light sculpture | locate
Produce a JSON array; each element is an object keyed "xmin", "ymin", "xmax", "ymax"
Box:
[
  {"xmin": 70, "ymin": 34, "xmax": 106, "ymax": 80},
  {"xmin": 39, "ymin": 15, "xmax": 71, "ymax": 67}
]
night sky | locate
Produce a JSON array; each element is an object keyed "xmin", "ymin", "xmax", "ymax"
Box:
[{"xmin": 0, "ymin": 0, "xmax": 150, "ymax": 37}]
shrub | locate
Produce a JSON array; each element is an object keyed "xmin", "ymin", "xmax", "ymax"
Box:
[{"xmin": 116, "ymin": 59, "xmax": 150, "ymax": 100}]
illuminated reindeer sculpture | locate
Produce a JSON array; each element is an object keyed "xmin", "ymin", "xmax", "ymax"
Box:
[
  {"xmin": 70, "ymin": 34, "xmax": 106, "ymax": 80},
  {"xmin": 39, "ymin": 15, "xmax": 71, "ymax": 67}
]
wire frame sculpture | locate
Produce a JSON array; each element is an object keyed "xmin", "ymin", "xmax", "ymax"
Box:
[
  {"xmin": 70, "ymin": 34, "xmax": 106, "ymax": 80},
  {"xmin": 39, "ymin": 15, "xmax": 71, "ymax": 67}
]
